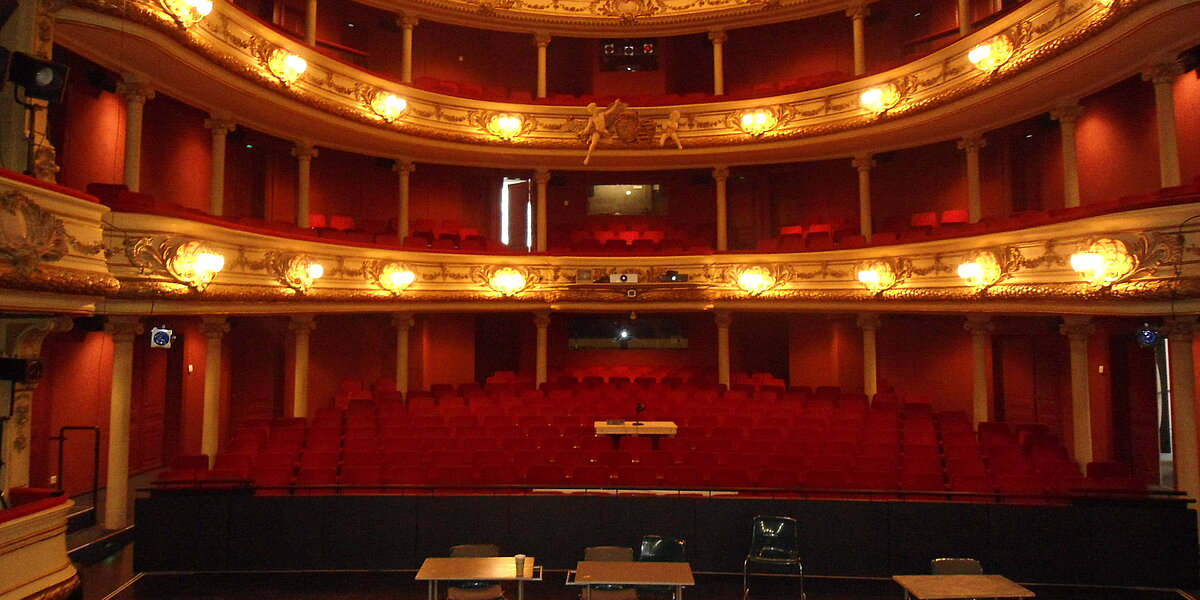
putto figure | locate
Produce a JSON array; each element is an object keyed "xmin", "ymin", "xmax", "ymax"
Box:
[
  {"xmin": 659, "ymin": 110, "xmax": 683, "ymax": 150},
  {"xmin": 581, "ymin": 99, "xmax": 627, "ymax": 165}
]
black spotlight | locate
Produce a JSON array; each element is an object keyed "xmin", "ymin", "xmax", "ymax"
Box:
[{"xmin": 9, "ymin": 51, "xmax": 69, "ymax": 103}]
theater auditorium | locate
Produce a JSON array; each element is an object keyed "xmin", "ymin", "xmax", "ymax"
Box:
[{"xmin": 1, "ymin": 0, "xmax": 1200, "ymax": 597}]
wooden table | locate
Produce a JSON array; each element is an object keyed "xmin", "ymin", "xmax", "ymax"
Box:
[
  {"xmin": 593, "ymin": 421, "xmax": 678, "ymax": 449},
  {"xmin": 568, "ymin": 561, "xmax": 694, "ymax": 600},
  {"xmin": 416, "ymin": 557, "xmax": 540, "ymax": 600},
  {"xmin": 892, "ymin": 575, "xmax": 1035, "ymax": 600}
]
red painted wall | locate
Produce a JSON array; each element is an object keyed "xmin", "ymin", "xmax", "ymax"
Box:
[
  {"xmin": 228, "ymin": 317, "xmax": 288, "ymax": 425},
  {"xmin": 309, "ymin": 147, "xmax": 396, "ymax": 226},
  {"xmin": 408, "ymin": 163, "xmax": 500, "ymax": 234},
  {"xmin": 140, "ymin": 95, "xmax": 212, "ymax": 211},
  {"xmin": 417, "ymin": 314, "xmax": 476, "ymax": 391},
  {"xmin": 1175, "ymin": 71, "xmax": 1200, "ymax": 186},
  {"xmin": 308, "ymin": 313, "xmax": 396, "ymax": 409},
  {"xmin": 546, "ymin": 170, "xmax": 717, "ymax": 236},
  {"xmin": 788, "ymin": 315, "xmax": 862, "ymax": 391},
  {"xmin": 547, "ymin": 313, "xmax": 717, "ymax": 371},
  {"xmin": 223, "ymin": 127, "xmax": 298, "ymax": 223},
  {"xmin": 1077, "ymin": 76, "xmax": 1160, "ymax": 204},
  {"xmin": 871, "ymin": 141, "xmax": 967, "ymax": 231},
  {"xmin": 412, "ymin": 21, "xmax": 536, "ymax": 93},
  {"xmin": 52, "ymin": 46, "xmax": 125, "ymax": 195},
  {"xmin": 726, "ymin": 14, "xmax": 852, "ymax": 95},
  {"xmin": 876, "ymin": 314, "xmax": 974, "ymax": 412}
]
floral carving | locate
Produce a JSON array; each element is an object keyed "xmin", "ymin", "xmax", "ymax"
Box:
[{"xmin": 0, "ymin": 191, "xmax": 102, "ymax": 275}]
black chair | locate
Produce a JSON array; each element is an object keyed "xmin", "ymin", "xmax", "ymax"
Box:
[
  {"xmin": 931, "ymin": 558, "xmax": 983, "ymax": 574},
  {"xmin": 582, "ymin": 546, "xmax": 637, "ymax": 600},
  {"xmin": 637, "ymin": 535, "xmax": 687, "ymax": 599},
  {"xmin": 743, "ymin": 516, "xmax": 803, "ymax": 600},
  {"xmin": 447, "ymin": 544, "xmax": 505, "ymax": 600}
]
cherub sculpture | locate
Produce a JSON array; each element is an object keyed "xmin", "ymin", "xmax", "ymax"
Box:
[
  {"xmin": 581, "ymin": 98, "xmax": 626, "ymax": 165},
  {"xmin": 658, "ymin": 110, "xmax": 683, "ymax": 150}
]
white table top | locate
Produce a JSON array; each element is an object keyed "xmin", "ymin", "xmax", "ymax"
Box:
[{"xmin": 416, "ymin": 557, "xmax": 537, "ymax": 581}]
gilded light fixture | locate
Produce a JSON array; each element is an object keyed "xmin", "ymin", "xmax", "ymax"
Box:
[
  {"xmin": 369, "ymin": 92, "xmax": 407, "ymax": 122},
  {"xmin": 268, "ymin": 253, "xmax": 324, "ymax": 293},
  {"xmin": 487, "ymin": 113, "xmax": 526, "ymax": 140},
  {"xmin": 166, "ymin": 241, "xmax": 225, "ymax": 291},
  {"xmin": 736, "ymin": 108, "xmax": 778, "ymax": 136},
  {"xmin": 859, "ymin": 83, "xmax": 901, "ymax": 114},
  {"xmin": 159, "ymin": 0, "xmax": 213, "ymax": 27},
  {"xmin": 487, "ymin": 267, "xmax": 529, "ymax": 296},
  {"xmin": 367, "ymin": 261, "xmax": 416, "ymax": 294},
  {"xmin": 1070, "ymin": 238, "xmax": 1135, "ymax": 288},
  {"xmin": 856, "ymin": 260, "xmax": 900, "ymax": 293},
  {"xmin": 735, "ymin": 266, "xmax": 778, "ymax": 296},
  {"xmin": 266, "ymin": 50, "xmax": 307, "ymax": 85},
  {"xmin": 967, "ymin": 35, "xmax": 1015, "ymax": 72}
]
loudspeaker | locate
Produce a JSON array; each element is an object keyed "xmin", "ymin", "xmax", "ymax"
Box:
[
  {"xmin": 0, "ymin": 358, "xmax": 43, "ymax": 383},
  {"xmin": 609, "ymin": 273, "xmax": 639, "ymax": 283},
  {"xmin": 9, "ymin": 51, "xmax": 69, "ymax": 103}
]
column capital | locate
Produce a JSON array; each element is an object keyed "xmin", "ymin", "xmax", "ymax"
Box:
[
  {"xmin": 203, "ymin": 118, "xmax": 237, "ymax": 136},
  {"xmin": 857, "ymin": 313, "xmax": 881, "ymax": 331},
  {"xmin": 714, "ymin": 310, "xmax": 733, "ymax": 329},
  {"xmin": 292, "ymin": 143, "xmax": 319, "ymax": 160},
  {"xmin": 533, "ymin": 32, "xmax": 552, "ymax": 47},
  {"xmin": 852, "ymin": 154, "xmax": 876, "ymax": 172},
  {"xmin": 957, "ymin": 134, "xmax": 987, "ymax": 153},
  {"xmin": 845, "ymin": 3, "xmax": 871, "ymax": 19},
  {"xmin": 117, "ymin": 81, "xmax": 156, "ymax": 104},
  {"xmin": 712, "ymin": 166, "xmax": 730, "ymax": 182},
  {"xmin": 533, "ymin": 311, "xmax": 551, "ymax": 329},
  {"xmin": 398, "ymin": 14, "xmax": 419, "ymax": 28},
  {"xmin": 392, "ymin": 312, "xmax": 416, "ymax": 331},
  {"xmin": 707, "ymin": 30, "xmax": 728, "ymax": 44},
  {"xmin": 1050, "ymin": 104, "xmax": 1085, "ymax": 124},
  {"xmin": 1142, "ymin": 61, "xmax": 1185, "ymax": 86},
  {"xmin": 963, "ymin": 314, "xmax": 994, "ymax": 335},
  {"xmin": 393, "ymin": 158, "xmax": 416, "ymax": 174},
  {"xmin": 199, "ymin": 315, "xmax": 230, "ymax": 338},
  {"xmin": 1163, "ymin": 316, "xmax": 1198, "ymax": 343},
  {"xmin": 1059, "ymin": 315, "xmax": 1094, "ymax": 340},
  {"xmin": 104, "ymin": 316, "xmax": 144, "ymax": 341},
  {"xmin": 289, "ymin": 313, "xmax": 317, "ymax": 333},
  {"xmin": 534, "ymin": 168, "xmax": 552, "ymax": 185}
]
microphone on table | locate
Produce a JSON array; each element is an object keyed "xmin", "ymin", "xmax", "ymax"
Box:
[{"xmin": 634, "ymin": 403, "xmax": 645, "ymax": 425}]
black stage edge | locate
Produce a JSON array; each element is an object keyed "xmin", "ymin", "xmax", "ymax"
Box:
[{"xmin": 134, "ymin": 493, "xmax": 1199, "ymax": 587}]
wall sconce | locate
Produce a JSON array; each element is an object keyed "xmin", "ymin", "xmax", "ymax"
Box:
[
  {"xmin": 167, "ymin": 241, "xmax": 225, "ymax": 291},
  {"xmin": 269, "ymin": 253, "xmax": 324, "ymax": 293},
  {"xmin": 958, "ymin": 251, "xmax": 1001, "ymax": 290},
  {"xmin": 735, "ymin": 266, "xmax": 778, "ymax": 296},
  {"xmin": 1071, "ymin": 238, "xmax": 1135, "ymax": 288},
  {"xmin": 486, "ymin": 113, "xmax": 526, "ymax": 140},
  {"xmin": 967, "ymin": 35, "xmax": 1014, "ymax": 72},
  {"xmin": 487, "ymin": 267, "xmax": 529, "ymax": 296},
  {"xmin": 369, "ymin": 92, "xmax": 407, "ymax": 122},
  {"xmin": 736, "ymin": 108, "xmax": 778, "ymax": 136},
  {"xmin": 266, "ymin": 50, "xmax": 307, "ymax": 86},
  {"xmin": 860, "ymin": 83, "xmax": 901, "ymax": 114},
  {"xmin": 159, "ymin": 0, "xmax": 213, "ymax": 27},
  {"xmin": 857, "ymin": 260, "xmax": 900, "ymax": 294},
  {"xmin": 367, "ymin": 260, "xmax": 416, "ymax": 294}
]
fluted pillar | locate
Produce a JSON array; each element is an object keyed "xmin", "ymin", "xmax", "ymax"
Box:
[
  {"xmin": 964, "ymin": 315, "xmax": 993, "ymax": 425},
  {"xmin": 847, "ymin": 5, "xmax": 869, "ymax": 76},
  {"xmin": 958, "ymin": 134, "xmax": 986, "ymax": 223},
  {"xmin": 708, "ymin": 31, "xmax": 727, "ymax": 95},
  {"xmin": 1165, "ymin": 317, "xmax": 1199, "ymax": 503},
  {"xmin": 715, "ymin": 311, "xmax": 732, "ymax": 387},
  {"xmin": 117, "ymin": 81, "xmax": 155, "ymax": 192},
  {"xmin": 858, "ymin": 314, "xmax": 881, "ymax": 398},
  {"xmin": 400, "ymin": 16, "xmax": 418, "ymax": 84},
  {"xmin": 713, "ymin": 166, "xmax": 729, "ymax": 251},
  {"xmin": 1051, "ymin": 105, "xmax": 1084, "ymax": 208},
  {"xmin": 104, "ymin": 316, "xmax": 142, "ymax": 530},
  {"xmin": 199, "ymin": 316, "xmax": 229, "ymax": 464},
  {"xmin": 534, "ymin": 33, "xmax": 551, "ymax": 99},
  {"xmin": 293, "ymin": 143, "xmax": 318, "ymax": 228},
  {"xmin": 1143, "ymin": 62, "xmax": 1185, "ymax": 188},
  {"xmin": 853, "ymin": 155, "xmax": 875, "ymax": 241},
  {"xmin": 534, "ymin": 168, "xmax": 550, "ymax": 252},
  {"xmin": 534, "ymin": 312, "xmax": 550, "ymax": 387},
  {"xmin": 394, "ymin": 159, "xmax": 414, "ymax": 238},
  {"xmin": 290, "ymin": 314, "xmax": 316, "ymax": 418},
  {"xmin": 204, "ymin": 117, "xmax": 236, "ymax": 216},
  {"xmin": 392, "ymin": 313, "xmax": 415, "ymax": 396},
  {"xmin": 1060, "ymin": 316, "xmax": 1094, "ymax": 464}
]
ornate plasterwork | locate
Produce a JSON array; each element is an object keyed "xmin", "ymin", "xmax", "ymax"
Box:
[{"xmin": 0, "ymin": 191, "xmax": 104, "ymax": 275}]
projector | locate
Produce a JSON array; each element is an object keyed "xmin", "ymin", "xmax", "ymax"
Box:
[
  {"xmin": 609, "ymin": 273, "xmax": 639, "ymax": 283},
  {"xmin": 150, "ymin": 326, "xmax": 174, "ymax": 348}
]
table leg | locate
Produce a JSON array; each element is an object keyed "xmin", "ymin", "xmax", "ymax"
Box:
[
  {"xmin": 427, "ymin": 581, "xmax": 435, "ymax": 600},
  {"xmin": 676, "ymin": 585, "xmax": 683, "ymax": 600},
  {"xmin": 518, "ymin": 580, "xmax": 524, "ymax": 600}
]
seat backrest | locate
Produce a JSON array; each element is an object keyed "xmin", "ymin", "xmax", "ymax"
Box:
[
  {"xmin": 750, "ymin": 515, "xmax": 798, "ymax": 552},
  {"xmin": 639, "ymin": 535, "xmax": 686, "ymax": 562},
  {"xmin": 930, "ymin": 558, "xmax": 983, "ymax": 574},
  {"xmin": 585, "ymin": 546, "xmax": 635, "ymax": 562},
  {"xmin": 451, "ymin": 544, "xmax": 501, "ymax": 558}
]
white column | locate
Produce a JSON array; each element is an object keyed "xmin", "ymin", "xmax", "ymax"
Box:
[
  {"xmin": 534, "ymin": 33, "xmax": 551, "ymax": 99},
  {"xmin": 958, "ymin": 134, "xmax": 986, "ymax": 223},
  {"xmin": 534, "ymin": 312, "xmax": 550, "ymax": 387},
  {"xmin": 392, "ymin": 313, "xmax": 415, "ymax": 396},
  {"xmin": 103, "ymin": 316, "xmax": 142, "ymax": 530},
  {"xmin": 715, "ymin": 311, "xmax": 732, "ymax": 387},
  {"xmin": 400, "ymin": 16, "xmax": 418, "ymax": 84},
  {"xmin": 199, "ymin": 316, "xmax": 229, "ymax": 465},
  {"xmin": 305, "ymin": 0, "xmax": 317, "ymax": 45},
  {"xmin": 957, "ymin": 0, "xmax": 972, "ymax": 36},
  {"xmin": 853, "ymin": 155, "xmax": 875, "ymax": 241},
  {"xmin": 1143, "ymin": 63, "xmax": 1185, "ymax": 188},
  {"xmin": 534, "ymin": 168, "xmax": 550, "ymax": 252},
  {"xmin": 1165, "ymin": 317, "xmax": 1199, "ymax": 502},
  {"xmin": 713, "ymin": 166, "xmax": 729, "ymax": 251},
  {"xmin": 204, "ymin": 117, "xmax": 235, "ymax": 216},
  {"xmin": 394, "ymin": 159, "xmax": 414, "ymax": 238},
  {"xmin": 293, "ymin": 142, "xmax": 318, "ymax": 228},
  {"xmin": 117, "ymin": 81, "xmax": 155, "ymax": 193},
  {"xmin": 1051, "ymin": 105, "xmax": 1084, "ymax": 208},
  {"xmin": 858, "ymin": 313, "xmax": 880, "ymax": 398},
  {"xmin": 708, "ymin": 31, "xmax": 727, "ymax": 96},
  {"xmin": 964, "ymin": 314, "xmax": 993, "ymax": 426},
  {"xmin": 1060, "ymin": 316, "xmax": 1094, "ymax": 464},
  {"xmin": 847, "ymin": 5, "xmax": 869, "ymax": 76},
  {"xmin": 290, "ymin": 314, "xmax": 316, "ymax": 418}
]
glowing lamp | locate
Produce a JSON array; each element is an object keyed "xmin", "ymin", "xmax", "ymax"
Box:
[
  {"xmin": 957, "ymin": 250, "xmax": 1004, "ymax": 289},
  {"xmin": 857, "ymin": 261, "xmax": 899, "ymax": 293},
  {"xmin": 737, "ymin": 108, "xmax": 778, "ymax": 136},
  {"xmin": 857, "ymin": 268, "xmax": 881, "ymax": 286},
  {"xmin": 736, "ymin": 267, "xmax": 776, "ymax": 296},
  {"xmin": 161, "ymin": 0, "xmax": 212, "ymax": 27},
  {"xmin": 267, "ymin": 50, "xmax": 307, "ymax": 85},
  {"xmin": 370, "ymin": 93, "xmax": 407, "ymax": 122},
  {"xmin": 860, "ymin": 83, "xmax": 900, "ymax": 113},
  {"xmin": 967, "ymin": 36, "xmax": 1014, "ymax": 72},
  {"xmin": 167, "ymin": 241, "xmax": 225, "ymax": 291},
  {"xmin": 487, "ymin": 114, "xmax": 525, "ymax": 140},
  {"xmin": 488, "ymin": 268, "xmax": 527, "ymax": 296},
  {"xmin": 957, "ymin": 261, "xmax": 983, "ymax": 282},
  {"xmin": 1070, "ymin": 238, "xmax": 1135, "ymax": 288},
  {"xmin": 373, "ymin": 262, "xmax": 416, "ymax": 294}
]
